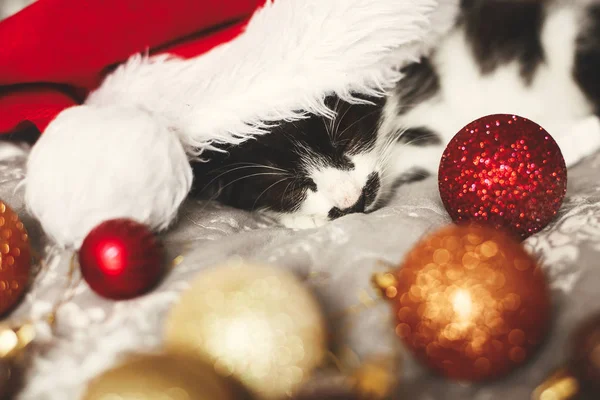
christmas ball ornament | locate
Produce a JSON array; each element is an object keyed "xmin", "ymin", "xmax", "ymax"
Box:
[
  {"xmin": 78, "ymin": 218, "xmax": 164, "ymax": 299},
  {"xmin": 532, "ymin": 368, "xmax": 580, "ymax": 400},
  {"xmin": 387, "ymin": 224, "xmax": 551, "ymax": 381},
  {"xmin": 83, "ymin": 353, "xmax": 250, "ymax": 400},
  {"xmin": 350, "ymin": 357, "xmax": 399, "ymax": 399},
  {"xmin": 0, "ymin": 323, "xmax": 36, "ymax": 399},
  {"xmin": 438, "ymin": 114, "xmax": 567, "ymax": 239},
  {"xmin": 165, "ymin": 261, "xmax": 327, "ymax": 399},
  {"xmin": 0, "ymin": 201, "xmax": 31, "ymax": 316}
]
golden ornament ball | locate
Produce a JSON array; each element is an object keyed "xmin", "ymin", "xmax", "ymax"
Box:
[
  {"xmin": 350, "ymin": 356, "xmax": 400, "ymax": 399},
  {"xmin": 386, "ymin": 224, "xmax": 551, "ymax": 381},
  {"xmin": 83, "ymin": 353, "xmax": 250, "ymax": 400},
  {"xmin": 0, "ymin": 201, "xmax": 31, "ymax": 316},
  {"xmin": 0, "ymin": 323, "xmax": 35, "ymax": 399},
  {"xmin": 165, "ymin": 261, "xmax": 327, "ymax": 399},
  {"xmin": 532, "ymin": 368, "xmax": 580, "ymax": 400}
]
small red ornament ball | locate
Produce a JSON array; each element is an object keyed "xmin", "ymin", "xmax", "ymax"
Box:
[
  {"xmin": 79, "ymin": 219, "xmax": 164, "ymax": 300},
  {"xmin": 0, "ymin": 201, "xmax": 31, "ymax": 316},
  {"xmin": 438, "ymin": 114, "xmax": 567, "ymax": 239},
  {"xmin": 388, "ymin": 224, "xmax": 551, "ymax": 381}
]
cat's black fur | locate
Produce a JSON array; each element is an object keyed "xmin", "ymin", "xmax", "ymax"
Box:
[
  {"xmin": 395, "ymin": 57, "xmax": 441, "ymax": 116},
  {"xmin": 574, "ymin": 3, "xmax": 600, "ymax": 116},
  {"xmin": 191, "ymin": 96, "xmax": 385, "ymax": 213},
  {"xmin": 461, "ymin": 0, "xmax": 546, "ymax": 83}
]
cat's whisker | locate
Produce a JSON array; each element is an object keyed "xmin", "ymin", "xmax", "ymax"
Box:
[
  {"xmin": 335, "ymin": 108, "xmax": 380, "ymax": 139},
  {"xmin": 395, "ymin": 100, "xmax": 431, "ymax": 110},
  {"xmin": 295, "ymin": 142, "xmax": 323, "ymax": 171},
  {"xmin": 207, "ymin": 165, "xmax": 288, "ymax": 182},
  {"xmin": 332, "ymin": 102, "xmax": 354, "ymax": 140},
  {"xmin": 210, "ymin": 162, "xmax": 289, "ymax": 173},
  {"xmin": 199, "ymin": 170, "xmax": 291, "ymax": 197},
  {"xmin": 322, "ymin": 114, "xmax": 335, "ymax": 142},
  {"xmin": 252, "ymin": 177, "xmax": 291, "ymax": 210},
  {"xmin": 280, "ymin": 179, "xmax": 297, "ymax": 209},
  {"xmin": 398, "ymin": 134, "xmax": 439, "ymax": 147},
  {"xmin": 381, "ymin": 131, "xmax": 398, "ymax": 151},
  {"xmin": 199, "ymin": 163, "xmax": 293, "ymax": 194},
  {"xmin": 376, "ymin": 133, "xmax": 399, "ymax": 168},
  {"xmin": 329, "ymin": 97, "xmax": 341, "ymax": 139},
  {"xmin": 198, "ymin": 165, "xmax": 266, "ymax": 194},
  {"xmin": 240, "ymin": 163, "xmax": 289, "ymax": 173}
]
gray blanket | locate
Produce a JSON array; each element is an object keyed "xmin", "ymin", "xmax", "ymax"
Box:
[{"xmin": 1, "ymin": 141, "xmax": 598, "ymax": 400}]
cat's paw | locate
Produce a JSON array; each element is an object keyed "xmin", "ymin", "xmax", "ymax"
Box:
[{"xmin": 278, "ymin": 214, "xmax": 329, "ymax": 230}]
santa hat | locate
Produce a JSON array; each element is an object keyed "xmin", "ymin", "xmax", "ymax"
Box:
[{"xmin": 2, "ymin": 0, "xmax": 459, "ymax": 248}]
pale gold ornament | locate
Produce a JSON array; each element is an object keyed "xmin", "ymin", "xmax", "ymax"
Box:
[
  {"xmin": 83, "ymin": 353, "xmax": 245, "ymax": 400},
  {"xmin": 350, "ymin": 356, "xmax": 399, "ymax": 399},
  {"xmin": 532, "ymin": 368, "xmax": 579, "ymax": 400},
  {"xmin": 0, "ymin": 323, "xmax": 35, "ymax": 360},
  {"xmin": 165, "ymin": 261, "xmax": 327, "ymax": 399},
  {"xmin": 0, "ymin": 323, "xmax": 36, "ymax": 399}
]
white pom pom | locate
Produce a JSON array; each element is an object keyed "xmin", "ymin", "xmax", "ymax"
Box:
[{"xmin": 25, "ymin": 105, "xmax": 192, "ymax": 249}]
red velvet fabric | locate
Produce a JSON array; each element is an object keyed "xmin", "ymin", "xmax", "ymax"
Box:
[{"xmin": 0, "ymin": 0, "xmax": 265, "ymax": 135}]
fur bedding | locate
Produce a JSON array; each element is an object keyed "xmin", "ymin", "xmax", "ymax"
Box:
[{"xmin": 2, "ymin": 142, "xmax": 599, "ymax": 399}]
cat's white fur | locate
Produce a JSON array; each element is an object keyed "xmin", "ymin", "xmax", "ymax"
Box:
[
  {"xmin": 388, "ymin": 5, "xmax": 600, "ymax": 174},
  {"xmin": 280, "ymin": 3, "xmax": 600, "ymax": 230}
]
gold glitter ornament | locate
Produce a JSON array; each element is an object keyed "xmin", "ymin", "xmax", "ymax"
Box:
[
  {"xmin": 83, "ymin": 353, "xmax": 249, "ymax": 400},
  {"xmin": 532, "ymin": 368, "xmax": 579, "ymax": 400},
  {"xmin": 382, "ymin": 224, "xmax": 551, "ymax": 381},
  {"xmin": 165, "ymin": 261, "xmax": 327, "ymax": 399},
  {"xmin": 0, "ymin": 323, "xmax": 36, "ymax": 399},
  {"xmin": 350, "ymin": 356, "xmax": 399, "ymax": 399},
  {"xmin": 0, "ymin": 201, "xmax": 31, "ymax": 316}
]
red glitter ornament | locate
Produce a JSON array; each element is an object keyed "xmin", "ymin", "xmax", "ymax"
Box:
[
  {"xmin": 438, "ymin": 114, "xmax": 567, "ymax": 239},
  {"xmin": 79, "ymin": 219, "xmax": 164, "ymax": 300}
]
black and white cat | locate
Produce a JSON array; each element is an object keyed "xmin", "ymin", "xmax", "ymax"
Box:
[{"xmin": 191, "ymin": 0, "xmax": 600, "ymax": 229}]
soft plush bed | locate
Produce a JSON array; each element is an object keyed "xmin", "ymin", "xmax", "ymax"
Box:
[{"xmin": 1, "ymin": 140, "xmax": 598, "ymax": 399}]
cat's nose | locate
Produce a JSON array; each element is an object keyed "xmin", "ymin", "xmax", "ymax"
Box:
[
  {"xmin": 327, "ymin": 172, "xmax": 380, "ymax": 220},
  {"xmin": 328, "ymin": 191, "xmax": 367, "ymax": 219}
]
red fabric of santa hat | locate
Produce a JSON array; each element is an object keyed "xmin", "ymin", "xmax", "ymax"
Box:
[{"xmin": 0, "ymin": 0, "xmax": 266, "ymax": 135}]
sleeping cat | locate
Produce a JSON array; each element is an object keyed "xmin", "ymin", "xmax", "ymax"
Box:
[{"xmin": 191, "ymin": 0, "xmax": 600, "ymax": 229}]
